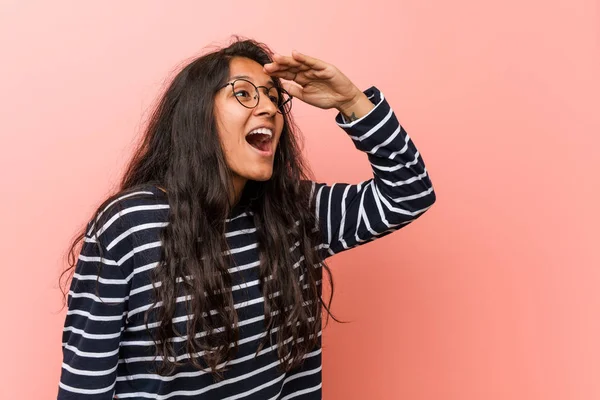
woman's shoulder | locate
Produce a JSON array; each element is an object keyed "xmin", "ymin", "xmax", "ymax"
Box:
[
  {"xmin": 86, "ymin": 184, "xmax": 169, "ymax": 243},
  {"xmin": 100, "ymin": 184, "xmax": 168, "ymax": 215}
]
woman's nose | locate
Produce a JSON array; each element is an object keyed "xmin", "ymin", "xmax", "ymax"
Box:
[{"xmin": 254, "ymin": 91, "xmax": 277, "ymax": 116}]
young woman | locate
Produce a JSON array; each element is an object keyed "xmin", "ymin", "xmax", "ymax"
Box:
[{"xmin": 58, "ymin": 38, "xmax": 436, "ymax": 399}]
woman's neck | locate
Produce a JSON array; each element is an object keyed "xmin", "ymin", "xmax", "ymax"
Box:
[
  {"xmin": 156, "ymin": 177, "xmax": 246, "ymax": 208},
  {"xmin": 230, "ymin": 175, "xmax": 247, "ymax": 207}
]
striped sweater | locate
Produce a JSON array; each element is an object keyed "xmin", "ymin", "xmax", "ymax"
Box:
[{"xmin": 58, "ymin": 86, "xmax": 436, "ymax": 399}]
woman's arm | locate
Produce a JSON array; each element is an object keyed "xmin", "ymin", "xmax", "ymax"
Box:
[
  {"xmin": 58, "ymin": 192, "xmax": 158, "ymax": 399},
  {"xmin": 265, "ymin": 52, "xmax": 436, "ymax": 256},
  {"xmin": 311, "ymin": 86, "xmax": 435, "ymax": 256}
]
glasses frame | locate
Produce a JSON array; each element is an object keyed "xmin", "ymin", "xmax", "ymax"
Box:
[{"xmin": 218, "ymin": 78, "xmax": 293, "ymax": 114}]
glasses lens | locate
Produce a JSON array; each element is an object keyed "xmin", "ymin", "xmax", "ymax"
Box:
[
  {"xmin": 231, "ymin": 80, "xmax": 292, "ymax": 114},
  {"xmin": 277, "ymin": 89, "xmax": 292, "ymax": 114},
  {"xmin": 265, "ymin": 86, "xmax": 281, "ymax": 106},
  {"xmin": 232, "ymin": 80, "xmax": 258, "ymax": 108},
  {"xmin": 267, "ymin": 86, "xmax": 292, "ymax": 114}
]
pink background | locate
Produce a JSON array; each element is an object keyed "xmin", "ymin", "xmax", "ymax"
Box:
[{"xmin": 1, "ymin": 1, "xmax": 599, "ymax": 399}]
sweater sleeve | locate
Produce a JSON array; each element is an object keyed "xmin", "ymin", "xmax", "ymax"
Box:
[
  {"xmin": 311, "ymin": 86, "xmax": 436, "ymax": 257},
  {"xmin": 58, "ymin": 198, "xmax": 141, "ymax": 399}
]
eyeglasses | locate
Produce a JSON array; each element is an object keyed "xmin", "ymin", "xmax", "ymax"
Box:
[{"xmin": 218, "ymin": 78, "xmax": 292, "ymax": 114}]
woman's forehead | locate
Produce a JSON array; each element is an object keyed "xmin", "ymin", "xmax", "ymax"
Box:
[{"xmin": 228, "ymin": 57, "xmax": 275, "ymax": 87}]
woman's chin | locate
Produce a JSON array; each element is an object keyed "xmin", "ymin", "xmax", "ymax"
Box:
[{"xmin": 245, "ymin": 170, "xmax": 273, "ymax": 182}]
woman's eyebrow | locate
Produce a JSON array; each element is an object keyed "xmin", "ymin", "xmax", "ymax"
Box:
[{"xmin": 229, "ymin": 74, "xmax": 275, "ymax": 87}]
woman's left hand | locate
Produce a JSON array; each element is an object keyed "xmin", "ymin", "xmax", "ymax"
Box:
[{"xmin": 263, "ymin": 51, "xmax": 364, "ymax": 113}]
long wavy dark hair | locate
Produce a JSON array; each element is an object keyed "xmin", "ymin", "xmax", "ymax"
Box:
[{"xmin": 60, "ymin": 37, "xmax": 340, "ymax": 379}]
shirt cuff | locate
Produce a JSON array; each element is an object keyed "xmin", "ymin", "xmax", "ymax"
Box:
[{"xmin": 335, "ymin": 86, "xmax": 384, "ymax": 127}]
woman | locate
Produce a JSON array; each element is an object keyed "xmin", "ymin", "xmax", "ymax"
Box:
[{"xmin": 58, "ymin": 38, "xmax": 436, "ymax": 399}]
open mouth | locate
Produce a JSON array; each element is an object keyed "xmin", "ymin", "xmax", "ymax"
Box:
[{"xmin": 245, "ymin": 127, "xmax": 273, "ymax": 153}]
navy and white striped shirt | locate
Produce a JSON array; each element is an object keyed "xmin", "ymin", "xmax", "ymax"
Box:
[{"xmin": 59, "ymin": 87, "xmax": 436, "ymax": 399}]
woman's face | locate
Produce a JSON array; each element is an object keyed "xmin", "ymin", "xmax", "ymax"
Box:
[{"xmin": 214, "ymin": 57, "xmax": 285, "ymax": 195}]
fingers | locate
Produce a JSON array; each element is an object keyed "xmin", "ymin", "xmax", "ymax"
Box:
[
  {"xmin": 273, "ymin": 53, "xmax": 304, "ymax": 68},
  {"xmin": 263, "ymin": 51, "xmax": 331, "ymax": 87},
  {"xmin": 281, "ymin": 81, "xmax": 303, "ymax": 100},
  {"xmin": 263, "ymin": 51, "xmax": 326, "ymax": 74},
  {"xmin": 290, "ymin": 51, "xmax": 326, "ymax": 70},
  {"xmin": 264, "ymin": 64, "xmax": 305, "ymax": 77},
  {"xmin": 264, "ymin": 54, "xmax": 302, "ymax": 74},
  {"xmin": 267, "ymin": 69, "xmax": 298, "ymax": 81},
  {"xmin": 264, "ymin": 63, "xmax": 303, "ymax": 75}
]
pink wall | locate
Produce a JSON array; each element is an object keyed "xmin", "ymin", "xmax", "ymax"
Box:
[{"xmin": 1, "ymin": 1, "xmax": 598, "ymax": 399}]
